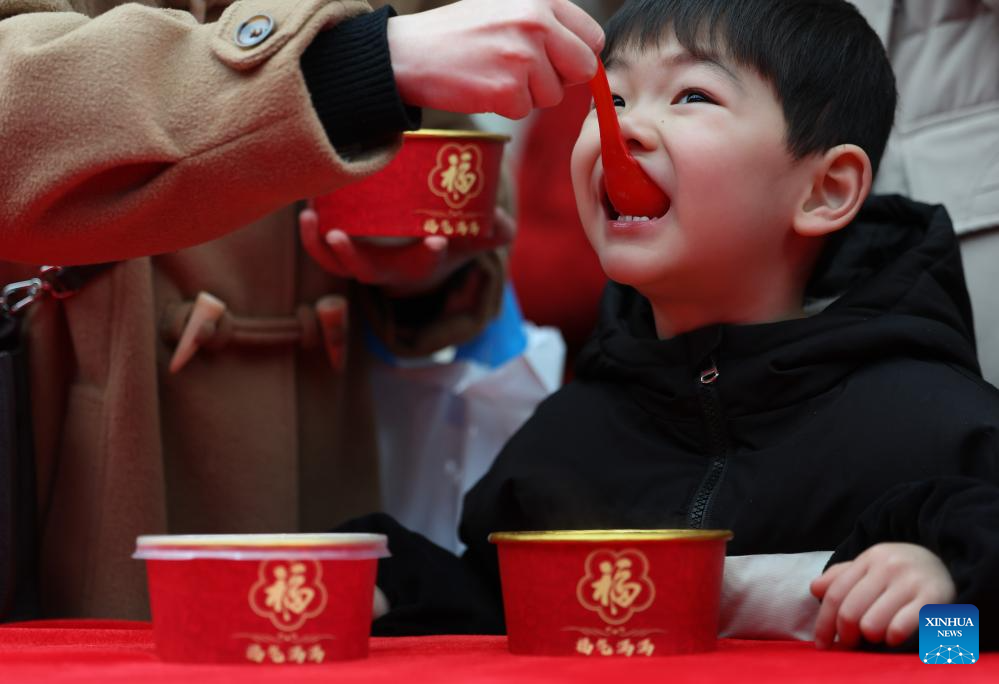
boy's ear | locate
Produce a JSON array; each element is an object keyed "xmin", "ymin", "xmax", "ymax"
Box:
[{"xmin": 793, "ymin": 144, "xmax": 872, "ymax": 237}]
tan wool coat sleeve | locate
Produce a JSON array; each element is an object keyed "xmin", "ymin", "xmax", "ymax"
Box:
[{"xmin": 0, "ymin": 0, "xmax": 397, "ymax": 265}]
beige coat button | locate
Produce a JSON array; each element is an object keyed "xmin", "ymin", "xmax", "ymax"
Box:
[{"xmin": 235, "ymin": 15, "xmax": 275, "ymax": 48}]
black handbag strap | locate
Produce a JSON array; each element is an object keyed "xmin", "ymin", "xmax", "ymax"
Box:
[
  {"xmin": 0, "ymin": 336, "xmax": 37, "ymax": 619},
  {"xmin": 1, "ymin": 263, "xmax": 117, "ymax": 317},
  {"xmin": 43, "ymin": 263, "xmax": 118, "ymax": 295}
]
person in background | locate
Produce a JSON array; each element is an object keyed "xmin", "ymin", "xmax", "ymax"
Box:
[
  {"xmin": 851, "ymin": 0, "xmax": 999, "ymax": 386},
  {"xmin": 0, "ymin": 0, "xmax": 603, "ymax": 619}
]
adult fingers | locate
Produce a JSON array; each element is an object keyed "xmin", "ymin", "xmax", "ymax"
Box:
[
  {"xmin": 413, "ymin": 236, "xmax": 450, "ymax": 282},
  {"xmin": 309, "ymin": 241, "xmax": 350, "ymax": 276},
  {"xmin": 423, "ymin": 235, "xmax": 449, "ymax": 253},
  {"xmin": 552, "ymin": 0, "xmax": 605, "ymax": 56},
  {"xmin": 835, "ymin": 571, "xmax": 889, "ymax": 649},
  {"xmin": 300, "ymin": 211, "xmax": 349, "ymax": 276},
  {"xmin": 544, "ymin": 19, "xmax": 599, "ymax": 85},
  {"xmin": 493, "ymin": 77, "xmax": 534, "ymax": 119},
  {"xmin": 813, "ymin": 560, "xmax": 865, "ymax": 649},
  {"xmin": 442, "ymin": 207, "xmax": 516, "ymax": 258},
  {"xmin": 325, "ymin": 230, "xmax": 376, "ymax": 281},
  {"xmin": 492, "ymin": 206, "xmax": 518, "ymax": 244},
  {"xmin": 529, "ymin": 58, "xmax": 565, "ymax": 109},
  {"xmin": 378, "ymin": 238, "xmax": 450, "ymax": 295},
  {"xmin": 327, "ymin": 232, "xmax": 449, "ymax": 287},
  {"xmin": 299, "ymin": 206, "xmax": 318, "ymax": 234}
]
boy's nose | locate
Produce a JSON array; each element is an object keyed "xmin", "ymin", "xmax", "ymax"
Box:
[{"xmin": 618, "ymin": 115, "xmax": 660, "ymax": 155}]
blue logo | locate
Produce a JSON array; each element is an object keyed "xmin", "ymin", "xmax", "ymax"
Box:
[{"xmin": 920, "ymin": 604, "xmax": 979, "ymax": 664}]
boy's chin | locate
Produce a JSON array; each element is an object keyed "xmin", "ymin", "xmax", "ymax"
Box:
[{"xmin": 599, "ymin": 255, "xmax": 670, "ymax": 292}]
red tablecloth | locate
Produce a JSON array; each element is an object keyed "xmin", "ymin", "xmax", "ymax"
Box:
[{"xmin": 0, "ymin": 620, "xmax": 989, "ymax": 683}]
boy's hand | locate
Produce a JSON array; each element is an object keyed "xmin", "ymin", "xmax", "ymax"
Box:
[
  {"xmin": 810, "ymin": 542, "xmax": 956, "ymax": 649},
  {"xmin": 299, "ymin": 205, "xmax": 515, "ymax": 297},
  {"xmin": 387, "ymin": 0, "xmax": 604, "ymax": 119}
]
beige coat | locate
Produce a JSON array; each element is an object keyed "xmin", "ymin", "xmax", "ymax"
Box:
[
  {"xmin": 0, "ymin": 0, "xmax": 501, "ymax": 618},
  {"xmin": 853, "ymin": 0, "xmax": 999, "ymax": 384}
]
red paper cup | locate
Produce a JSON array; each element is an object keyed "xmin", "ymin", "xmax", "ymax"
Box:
[
  {"xmin": 133, "ymin": 533, "xmax": 388, "ymax": 664},
  {"xmin": 309, "ymin": 129, "xmax": 509, "ymax": 245},
  {"xmin": 490, "ymin": 529, "xmax": 733, "ymax": 657}
]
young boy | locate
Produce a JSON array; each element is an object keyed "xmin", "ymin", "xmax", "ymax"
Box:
[{"xmin": 351, "ymin": 0, "xmax": 999, "ymax": 649}]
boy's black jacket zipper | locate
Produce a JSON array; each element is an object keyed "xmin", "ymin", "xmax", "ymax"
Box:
[{"xmin": 687, "ymin": 359, "xmax": 729, "ymax": 529}]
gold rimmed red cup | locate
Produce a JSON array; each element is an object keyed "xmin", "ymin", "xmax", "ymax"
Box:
[
  {"xmin": 308, "ymin": 129, "xmax": 509, "ymax": 250},
  {"xmin": 489, "ymin": 529, "xmax": 733, "ymax": 657},
  {"xmin": 133, "ymin": 533, "xmax": 388, "ymax": 664}
]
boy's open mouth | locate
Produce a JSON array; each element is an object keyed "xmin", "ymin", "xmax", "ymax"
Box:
[{"xmin": 602, "ymin": 187, "xmax": 671, "ymax": 223}]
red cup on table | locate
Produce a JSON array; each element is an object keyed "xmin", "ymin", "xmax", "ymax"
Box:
[
  {"xmin": 306, "ymin": 129, "xmax": 509, "ymax": 252},
  {"xmin": 490, "ymin": 529, "xmax": 733, "ymax": 657},
  {"xmin": 133, "ymin": 533, "xmax": 388, "ymax": 664}
]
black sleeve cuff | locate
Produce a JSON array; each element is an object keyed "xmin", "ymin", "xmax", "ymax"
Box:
[
  {"xmin": 300, "ymin": 6, "xmax": 422, "ymax": 156},
  {"xmin": 334, "ymin": 512, "xmax": 505, "ymax": 636}
]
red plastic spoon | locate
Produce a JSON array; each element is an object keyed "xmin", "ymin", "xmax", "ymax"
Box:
[{"xmin": 589, "ymin": 59, "xmax": 670, "ymax": 218}]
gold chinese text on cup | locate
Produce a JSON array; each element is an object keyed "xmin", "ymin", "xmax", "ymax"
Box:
[{"xmin": 307, "ymin": 129, "xmax": 509, "ymax": 251}]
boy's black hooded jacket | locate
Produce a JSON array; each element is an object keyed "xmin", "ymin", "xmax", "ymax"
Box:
[{"xmin": 349, "ymin": 195, "xmax": 999, "ymax": 648}]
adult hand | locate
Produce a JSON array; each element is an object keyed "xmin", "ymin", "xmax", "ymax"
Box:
[
  {"xmin": 388, "ymin": 0, "xmax": 604, "ymax": 119},
  {"xmin": 810, "ymin": 542, "xmax": 957, "ymax": 650},
  {"xmin": 299, "ymin": 204, "xmax": 515, "ymax": 296}
]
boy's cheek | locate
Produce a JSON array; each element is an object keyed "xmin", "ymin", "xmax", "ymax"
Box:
[
  {"xmin": 569, "ymin": 140, "xmax": 599, "ymax": 199},
  {"xmin": 571, "ymin": 124, "xmax": 598, "ymax": 162}
]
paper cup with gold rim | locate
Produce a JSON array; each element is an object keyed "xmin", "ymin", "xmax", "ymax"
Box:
[
  {"xmin": 489, "ymin": 529, "xmax": 733, "ymax": 657},
  {"xmin": 308, "ymin": 129, "xmax": 508, "ymax": 248},
  {"xmin": 134, "ymin": 533, "xmax": 388, "ymax": 664}
]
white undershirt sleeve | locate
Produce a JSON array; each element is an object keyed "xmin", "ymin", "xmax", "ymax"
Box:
[{"xmin": 718, "ymin": 551, "xmax": 835, "ymax": 641}]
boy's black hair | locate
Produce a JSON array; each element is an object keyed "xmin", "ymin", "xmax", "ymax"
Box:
[{"xmin": 603, "ymin": 0, "xmax": 897, "ymax": 175}]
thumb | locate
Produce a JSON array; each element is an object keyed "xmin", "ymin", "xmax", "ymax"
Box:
[{"xmin": 471, "ymin": 207, "xmax": 516, "ymax": 251}]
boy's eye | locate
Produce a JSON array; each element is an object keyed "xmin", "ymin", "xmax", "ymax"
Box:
[
  {"xmin": 612, "ymin": 95, "xmax": 626, "ymax": 108},
  {"xmin": 675, "ymin": 90, "xmax": 713, "ymax": 105}
]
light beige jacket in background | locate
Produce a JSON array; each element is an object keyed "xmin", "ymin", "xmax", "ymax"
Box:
[
  {"xmin": 853, "ymin": 0, "xmax": 999, "ymax": 384},
  {"xmin": 0, "ymin": 0, "xmax": 502, "ymax": 618}
]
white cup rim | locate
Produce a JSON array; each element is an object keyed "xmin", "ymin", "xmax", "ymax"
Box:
[{"xmin": 133, "ymin": 533, "xmax": 389, "ymax": 560}]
